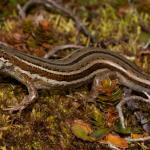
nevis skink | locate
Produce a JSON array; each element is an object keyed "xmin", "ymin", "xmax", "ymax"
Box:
[{"xmin": 0, "ymin": 44, "xmax": 150, "ymax": 112}]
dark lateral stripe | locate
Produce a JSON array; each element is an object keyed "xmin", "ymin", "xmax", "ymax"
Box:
[
  {"xmin": 1, "ymin": 45, "xmax": 149, "ymax": 79},
  {"xmin": 6, "ymin": 54, "xmax": 150, "ymax": 89},
  {"xmin": 1, "ymin": 48, "xmax": 150, "ymax": 90},
  {"xmin": 14, "ymin": 48, "xmax": 150, "ymax": 79},
  {"xmin": 1, "ymin": 45, "xmax": 148, "ymax": 80}
]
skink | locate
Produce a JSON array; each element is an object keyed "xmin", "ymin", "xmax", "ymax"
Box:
[{"xmin": 0, "ymin": 44, "xmax": 150, "ymax": 112}]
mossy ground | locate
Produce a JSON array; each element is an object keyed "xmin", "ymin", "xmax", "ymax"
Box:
[{"xmin": 0, "ymin": 0, "xmax": 150, "ymax": 149}]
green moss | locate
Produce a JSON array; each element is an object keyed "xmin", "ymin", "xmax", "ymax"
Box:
[{"xmin": 22, "ymin": 20, "xmax": 34, "ymax": 34}]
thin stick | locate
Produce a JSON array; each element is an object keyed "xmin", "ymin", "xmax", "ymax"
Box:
[
  {"xmin": 18, "ymin": 0, "xmax": 43, "ymax": 19},
  {"xmin": 143, "ymin": 91, "xmax": 150, "ymax": 99},
  {"xmin": 142, "ymin": 40, "xmax": 150, "ymax": 49},
  {"xmin": 43, "ymin": 44, "xmax": 84, "ymax": 58},
  {"xmin": 116, "ymin": 95, "xmax": 150, "ymax": 129},
  {"xmin": 126, "ymin": 136, "xmax": 150, "ymax": 142}
]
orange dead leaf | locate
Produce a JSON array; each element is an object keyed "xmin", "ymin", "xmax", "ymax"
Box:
[
  {"xmin": 131, "ymin": 132, "xmax": 149, "ymax": 139},
  {"xmin": 105, "ymin": 134, "xmax": 128, "ymax": 148},
  {"xmin": 39, "ymin": 20, "xmax": 50, "ymax": 31}
]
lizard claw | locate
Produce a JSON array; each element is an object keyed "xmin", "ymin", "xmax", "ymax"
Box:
[{"xmin": 3, "ymin": 105, "xmax": 25, "ymax": 114}]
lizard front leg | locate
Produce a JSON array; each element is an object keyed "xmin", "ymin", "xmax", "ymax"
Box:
[{"xmin": 3, "ymin": 67, "xmax": 38, "ymax": 113}]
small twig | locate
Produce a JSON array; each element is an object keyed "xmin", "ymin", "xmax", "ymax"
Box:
[
  {"xmin": 46, "ymin": 0, "xmax": 96, "ymax": 42},
  {"xmin": 116, "ymin": 95, "xmax": 150, "ymax": 129},
  {"xmin": 43, "ymin": 44, "xmax": 84, "ymax": 58},
  {"xmin": 142, "ymin": 40, "xmax": 150, "ymax": 49},
  {"xmin": 144, "ymin": 92, "xmax": 150, "ymax": 99},
  {"xmin": 18, "ymin": 0, "xmax": 43, "ymax": 19},
  {"xmin": 126, "ymin": 136, "xmax": 150, "ymax": 142},
  {"xmin": 18, "ymin": 0, "xmax": 96, "ymax": 43},
  {"xmin": 108, "ymin": 143, "xmax": 121, "ymax": 150},
  {"xmin": 17, "ymin": 4, "xmax": 25, "ymax": 19},
  {"xmin": 99, "ymin": 141, "xmax": 121, "ymax": 150}
]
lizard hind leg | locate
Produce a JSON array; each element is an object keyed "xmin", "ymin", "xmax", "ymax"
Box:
[
  {"xmin": 116, "ymin": 95, "xmax": 150, "ymax": 143},
  {"xmin": 89, "ymin": 70, "xmax": 150, "ymax": 142},
  {"xmin": 116, "ymin": 95, "xmax": 150, "ymax": 129}
]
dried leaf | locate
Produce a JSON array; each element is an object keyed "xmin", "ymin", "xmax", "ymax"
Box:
[
  {"xmin": 131, "ymin": 132, "xmax": 149, "ymax": 139},
  {"xmin": 39, "ymin": 20, "xmax": 50, "ymax": 31},
  {"xmin": 105, "ymin": 134, "xmax": 128, "ymax": 148},
  {"xmin": 71, "ymin": 119, "xmax": 95, "ymax": 141}
]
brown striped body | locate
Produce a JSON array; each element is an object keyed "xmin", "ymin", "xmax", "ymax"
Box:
[{"xmin": 0, "ymin": 45, "xmax": 150, "ymax": 93}]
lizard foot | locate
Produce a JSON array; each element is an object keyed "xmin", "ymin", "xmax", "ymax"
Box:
[{"xmin": 3, "ymin": 104, "xmax": 25, "ymax": 114}]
